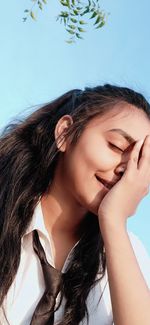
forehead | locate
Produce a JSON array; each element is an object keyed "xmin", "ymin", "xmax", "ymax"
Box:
[{"xmin": 86, "ymin": 103, "xmax": 150, "ymax": 141}]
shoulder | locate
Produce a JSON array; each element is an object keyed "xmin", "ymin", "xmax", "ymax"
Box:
[{"xmin": 128, "ymin": 230, "xmax": 150, "ymax": 289}]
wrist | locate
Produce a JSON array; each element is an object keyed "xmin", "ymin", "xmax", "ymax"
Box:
[{"xmin": 98, "ymin": 215, "xmax": 127, "ymax": 240}]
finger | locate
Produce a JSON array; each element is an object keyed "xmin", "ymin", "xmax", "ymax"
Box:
[
  {"xmin": 138, "ymin": 135, "xmax": 150, "ymax": 170},
  {"xmin": 127, "ymin": 139, "xmax": 144, "ymax": 171}
]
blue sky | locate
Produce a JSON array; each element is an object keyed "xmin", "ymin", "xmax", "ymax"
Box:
[{"xmin": 1, "ymin": 0, "xmax": 150, "ymax": 253}]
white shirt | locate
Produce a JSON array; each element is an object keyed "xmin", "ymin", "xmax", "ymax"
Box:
[{"xmin": 1, "ymin": 200, "xmax": 150, "ymax": 325}]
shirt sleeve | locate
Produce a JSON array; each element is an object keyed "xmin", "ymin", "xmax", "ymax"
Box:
[{"xmin": 128, "ymin": 231, "xmax": 150, "ymax": 289}]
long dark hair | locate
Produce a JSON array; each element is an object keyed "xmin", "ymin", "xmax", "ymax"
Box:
[{"xmin": 0, "ymin": 84, "xmax": 150, "ymax": 324}]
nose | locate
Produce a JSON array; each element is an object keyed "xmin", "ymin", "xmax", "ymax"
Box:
[{"xmin": 114, "ymin": 162, "xmax": 127, "ymax": 177}]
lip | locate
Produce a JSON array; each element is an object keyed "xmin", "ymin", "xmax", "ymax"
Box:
[{"xmin": 95, "ymin": 175, "xmax": 116, "ymax": 189}]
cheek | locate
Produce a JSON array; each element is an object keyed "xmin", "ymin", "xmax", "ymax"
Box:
[
  {"xmin": 66, "ymin": 146, "xmax": 90, "ymax": 182},
  {"xmin": 67, "ymin": 140, "xmax": 115, "ymax": 179},
  {"xmin": 81, "ymin": 143, "xmax": 114, "ymax": 172},
  {"xmin": 79, "ymin": 133, "xmax": 117, "ymax": 171},
  {"xmin": 61, "ymin": 145, "xmax": 110, "ymax": 214}
]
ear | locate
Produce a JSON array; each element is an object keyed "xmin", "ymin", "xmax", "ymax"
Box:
[{"xmin": 55, "ymin": 115, "xmax": 73, "ymax": 152}]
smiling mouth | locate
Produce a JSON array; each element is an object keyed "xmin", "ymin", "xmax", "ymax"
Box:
[{"xmin": 95, "ymin": 175, "xmax": 113, "ymax": 190}]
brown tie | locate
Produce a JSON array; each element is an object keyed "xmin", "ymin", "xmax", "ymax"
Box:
[{"xmin": 30, "ymin": 230, "xmax": 62, "ymax": 325}]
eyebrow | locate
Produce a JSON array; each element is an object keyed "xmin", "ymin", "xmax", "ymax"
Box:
[{"xmin": 108, "ymin": 128, "xmax": 136, "ymax": 144}]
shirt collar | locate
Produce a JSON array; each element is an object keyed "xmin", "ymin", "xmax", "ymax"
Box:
[
  {"xmin": 22, "ymin": 199, "xmax": 81, "ymax": 273},
  {"xmin": 23, "ymin": 200, "xmax": 80, "ymax": 247},
  {"xmin": 23, "ymin": 199, "xmax": 49, "ymax": 239}
]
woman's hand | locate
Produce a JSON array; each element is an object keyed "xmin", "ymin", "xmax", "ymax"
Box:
[{"xmin": 98, "ymin": 135, "xmax": 150, "ymax": 230}]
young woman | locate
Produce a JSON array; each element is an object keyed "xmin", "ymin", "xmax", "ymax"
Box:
[{"xmin": 0, "ymin": 84, "xmax": 150, "ymax": 325}]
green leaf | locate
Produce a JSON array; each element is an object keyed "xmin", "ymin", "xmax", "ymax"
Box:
[
  {"xmin": 90, "ymin": 11, "xmax": 97, "ymax": 19},
  {"xmin": 38, "ymin": 2, "xmax": 43, "ymax": 10},
  {"xmin": 79, "ymin": 20, "xmax": 86, "ymax": 25},
  {"xmin": 63, "ymin": 17, "xmax": 67, "ymax": 25},
  {"xmin": 71, "ymin": 17, "xmax": 77, "ymax": 23},
  {"xmin": 78, "ymin": 27, "xmax": 86, "ymax": 32},
  {"xmin": 60, "ymin": 1, "xmax": 69, "ymax": 7},
  {"xmin": 66, "ymin": 0, "xmax": 71, "ymax": 6},
  {"xmin": 95, "ymin": 21, "xmax": 105, "ymax": 28},
  {"xmin": 66, "ymin": 29, "xmax": 75, "ymax": 34},
  {"xmin": 66, "ymin": 39, "xmax": 75, "ymax": 44},
  {"xmin": 60, "ymin": 11, "xmax": 69, "ymax": 17},
  {"xmin": 30, "ymin": 11, "xmax": 36, "ymax": 20},
  {"xmin": 94, "ymin": 15, "xmax": 101, "ymax": 25},
  {"xmin": 42, "ymin": 0, "xmax": 47, "ymax": 3},
  {"xmin": 73, "ymin": 9, "xmax": 79, "ymax": 15},
  {"xmin": 81, "ymin": 7, "xmax": 89, "ymax": 15},
  {"xmin": 68, "ymin": 24, "xmax": 76, "ymax": 29},
  {"xmin": 76, "ymin": 33, "xmax": 83, "ymax": 39}
]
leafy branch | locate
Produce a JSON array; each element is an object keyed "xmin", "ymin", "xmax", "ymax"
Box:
[
  {"xmin": 23, "ymin": 0, "xmax": 108, "ymax": 43},
  {"xmin": 23, "ymin": 0, "xmax": 47, "ymax": 22}
]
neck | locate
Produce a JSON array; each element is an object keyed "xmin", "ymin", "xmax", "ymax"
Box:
[{"xmin": 41, "ymin": 178, "xmax": 87, "ymax": 240}]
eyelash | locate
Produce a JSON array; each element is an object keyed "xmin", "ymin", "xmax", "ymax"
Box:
[{"xmin": 108, "ymin": 142, "xmax": 124, "ymax": 153}]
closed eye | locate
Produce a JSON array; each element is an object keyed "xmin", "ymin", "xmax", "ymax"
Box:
[{"xmin": 108, "ymin": 142, "xmax": 124, "ymax": 153}]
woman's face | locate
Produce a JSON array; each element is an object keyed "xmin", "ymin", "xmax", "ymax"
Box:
[{"xmin": 55, "ymin": 103, "xmax": 150, "ymax": 215}]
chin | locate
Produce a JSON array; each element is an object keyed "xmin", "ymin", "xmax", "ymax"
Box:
[
  {"xmin": 87, "ymin": 189, "xmax": 108, "ymax": 216},
  {"xmin": 76, "ymin": 186, "xmax": 108, "ymax": 217}
]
